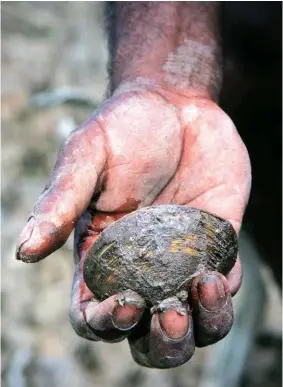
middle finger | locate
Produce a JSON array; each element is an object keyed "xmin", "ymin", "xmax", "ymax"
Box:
[{"xmin": 128, "ymin": 297, "xmax": 195, "ymax": 369}]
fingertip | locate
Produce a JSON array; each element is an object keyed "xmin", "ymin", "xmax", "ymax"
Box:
[
  {"xmin": 191, "ymin": 273, "xmax": 234, "ymax": 347},
  {"xmin": 112, "ymin": 290, "xmax": 145, "ymax": 330},
  {"xmin": 86, "ymin": 291, "xmax": 145, "ymax": 336},
  {"xmin": 197, "ymin": 273, "xmax": 228, "ymax": 311},
  {"xmin": 226, "ymin": 258, "xmax": 243, "ymax": 296},
  {"xmin": 16, "ymin": 217, "xmax": 36, "ymax": 261},
  {"xmin": 158, "ymin": 309, "xmax": 190, "ymax": 340},
  {"xmin": 191, "ymin": 272, "xmax": 229, "ymax": 310},
  {"xmin": 16, "ymin": 218, "xmax": 72, "ymax": 262},
  {"xmin": 150, "ymin": 297, "xmax": 191, "ymax": 341},
  {"xmin": 85, "ymin": 295, "xmax": 115, "ymax": 327},
  {"xmin": 128, "ymin": 300, "xmax": 195, "ymax": 369},
  {"xmin": 112, "ymin": 303, "xmax": 144, "ymax": 331},
  {"xmin": 148, "ymin": 308, "xmax": 195, "ymax": 368},
  {"xmin": 84, "ymin": 297, "xmax": 127, "ymax": 342}
]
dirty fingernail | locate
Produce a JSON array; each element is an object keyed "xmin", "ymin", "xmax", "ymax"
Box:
[
  {"xmin": 16, "ymin": 217, "xmax": 35, "ymax": 260},
  {"xmin": 159, "ymin": 310, "xmax": 189, "ymax": 339},
  {"xmin": 112, "ymin": 304, "xmax": 143, "ymax": 331},
  {"xmin": 198, "ymin": 274, "xmax": 227, "ymax": 311}
]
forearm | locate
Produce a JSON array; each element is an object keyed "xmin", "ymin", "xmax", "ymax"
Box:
[{"xmin": 105, "ymin": 2, "xmax": 222, "ymax": 100}]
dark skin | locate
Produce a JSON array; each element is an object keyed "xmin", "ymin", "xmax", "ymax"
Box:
[{"xmin": 16, "ymin": 2, "xmax": 251, "ymax": 369}]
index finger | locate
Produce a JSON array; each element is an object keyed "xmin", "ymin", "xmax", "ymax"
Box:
[{"xmin": 16, "ymin": 120, "xmax": 106, "ymax": 263}]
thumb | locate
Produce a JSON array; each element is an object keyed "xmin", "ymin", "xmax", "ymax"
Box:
[{"xmin": 16, "ymin": 120, "xmax": 106, "ymax": 262}]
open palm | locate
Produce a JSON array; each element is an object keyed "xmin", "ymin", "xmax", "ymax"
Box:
[{"xmin": 17, "ymin": 88, "xmax": 251, "ymax": 368}]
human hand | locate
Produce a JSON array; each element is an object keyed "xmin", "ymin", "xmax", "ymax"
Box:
[{"xmin": 16, "ymin": 86, "xmax": 251, "ymax": 368}]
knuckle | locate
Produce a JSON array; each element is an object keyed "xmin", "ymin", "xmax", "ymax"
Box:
[{"xmin": 69, "ymin": 305, "xmax": 99, "ymax": 341}]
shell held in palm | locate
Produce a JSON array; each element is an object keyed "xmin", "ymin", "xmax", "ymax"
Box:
[{"xmin": 83, "ymin": 205, "xmax": 238, "ymax": 306}]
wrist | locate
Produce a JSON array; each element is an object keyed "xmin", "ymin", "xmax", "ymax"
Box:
[
  {"xmin": 112, "ymin": 39, "xmax": 222, "ymax": 102},
  {"xmin": 106, "ymin": 3, "xmax": 222, "ymax": 102},
  {"xmin": 111, "ymin": 77, "xmax": 217, "ymax": 107}
]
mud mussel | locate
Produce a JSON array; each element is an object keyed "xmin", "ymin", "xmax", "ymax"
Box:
[{"xmin": 83, "ymin": 205, "xmax": 237, "ymax": 306}]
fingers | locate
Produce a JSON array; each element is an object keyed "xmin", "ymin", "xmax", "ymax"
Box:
[
  {"xmin": 84, "ymin": 291, "xmax": 145, "ymax": 343},
  {"xmin": 69, "ymin": 260, "xmax": 101, "ymax": 342},
  {"xmin": 226, "ymin": 257, "xmax": 243, "ymax": 296},
  {"xmin": 191, "ymin": 272, "xmax": 233, "ymax": 347},
  {"xmin": 129, "ymin": 262, "xmax": 241, "ymax": 368},
  {"xmin": 70, "ymin": 252, "xmax": 145, "ymax": 343},
  {"xmin": 70, "ymin": 292, "xmax": 145, "ymax": 343},
  {"xmin": 129, "ymin": 297, "xmax": 195, "ymax": 369},
  {"xmin": 70, "ymin": 214, "xmax": 146, "ymax": 342},
  {"xmin": 16, "ymin": 121, "xmax": 106, "ymax": 263}
]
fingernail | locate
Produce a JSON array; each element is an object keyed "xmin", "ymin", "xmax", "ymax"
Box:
[
  {"xmin": 159, "ymin": 310, "xmax": 189, "ymax": 339},
  {"xmin": 16, "ymin": 217, "xmax": 35, "ymax": 260},
  {"xmin": 198, "ymin": 274, "xmax": 226, "ymax": 311},
  {"xmin": 112, "ymin": 304, "xmax": 143, "ymax": 331}
]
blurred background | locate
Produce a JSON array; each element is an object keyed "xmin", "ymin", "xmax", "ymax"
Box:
[{"xmin": 1, "ymin": 2, "xmax": 282, "ymax": 387}]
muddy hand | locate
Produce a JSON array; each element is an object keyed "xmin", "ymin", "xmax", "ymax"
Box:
[
  {"xmin": 70, "ymin": 210, "xmax": 146, "ymax": 343},
  {"xmin": 16, "ymin": 89, "xmax": 251, "ymax": 366}
]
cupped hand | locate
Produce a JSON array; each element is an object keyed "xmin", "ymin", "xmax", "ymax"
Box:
[{"xmin": 16, "ymin": 87, "xmax": 251, "ymax": 368}]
